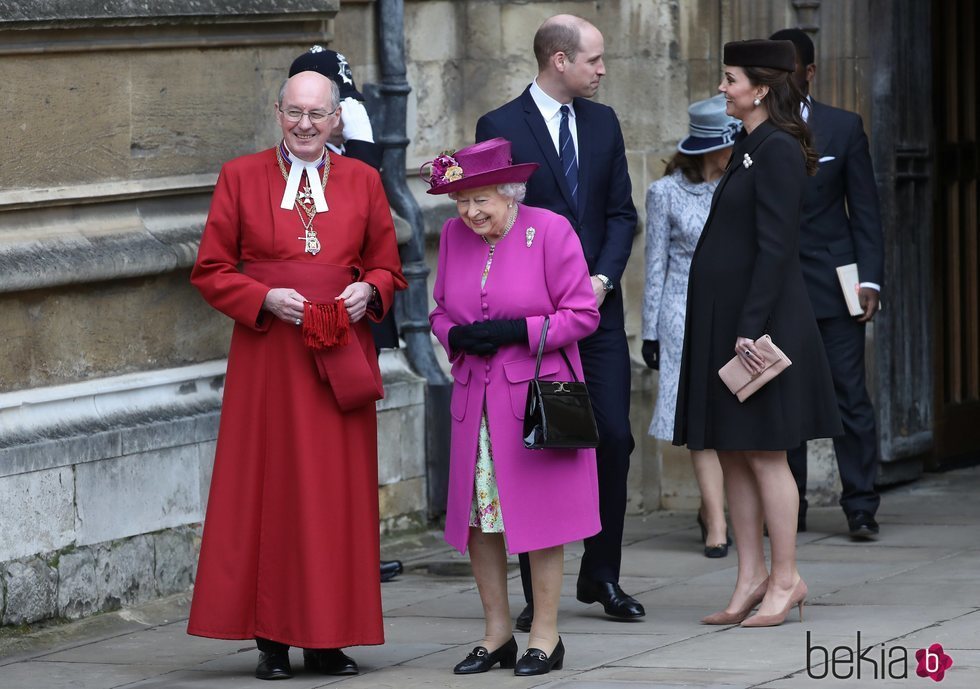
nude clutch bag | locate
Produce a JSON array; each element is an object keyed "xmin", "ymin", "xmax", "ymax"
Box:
[{"xmin": 718, "ymin": 334, "xmax": 793, "ymax": 403}]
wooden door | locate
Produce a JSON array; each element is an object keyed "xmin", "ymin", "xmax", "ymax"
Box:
[{"xmin": 933, "ymin": 0, "xmax": 980, "ymax": 465}]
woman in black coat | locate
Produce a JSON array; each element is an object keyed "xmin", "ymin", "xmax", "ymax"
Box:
[{"xmin": 673, "ymin": 39, "xmax": 842, "ymax": 627}]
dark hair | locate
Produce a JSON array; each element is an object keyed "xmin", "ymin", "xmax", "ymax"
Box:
[
  {"xmin": 769, "ymin": 28, "xmax": 815, "ymax": 66},
  {"xmin": 743, "ymin": 65, "xmax": 818, "ymax": 175},
  {"xmin": 533, "ymin": 20, "xmax": 581, "ymax": 70},
  {"xmin": 664, "ymin": 152, "xmax": 705, "ymax": 184}
]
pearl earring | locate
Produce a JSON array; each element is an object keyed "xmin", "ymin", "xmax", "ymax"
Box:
[{"xmin": 753, "ymin": 97, "xmax": 761, "ymax": 107}]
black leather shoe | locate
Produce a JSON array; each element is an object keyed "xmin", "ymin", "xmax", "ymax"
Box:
[
  {"xmin": 514, "ymin": 637, "xmax": 564, "ymax": 676},
  {"xmin": 256, "ymin": 651, "xmax": 292, "ymax": 680},
  {"xmin": 380, "ymin": 559, "xmax": 403, "ymax": 582},
  {"xmin": 303, "ymin": 648, "xmax": 358, "ymax": 675},
  {"xmin": 847, "ymin": 511, "xmax": 879, "ymax": 540},
  {"xmin": 698, "ymin": 510, "xmax": 731, "ymax": 558},
  {"xmin": 453, "ymin": 636, "xmax": 518, "ymax": 674},
  {"xmin": 576, "ymin": 580, "xmax": 645, "ymax": 619},
  {"xmin": 515, "ymin": 603, "xmax": 533, "ymax": 632}
]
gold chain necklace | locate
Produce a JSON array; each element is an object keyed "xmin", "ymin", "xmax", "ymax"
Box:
[
  {"xmin": 481, "ymin": 204, "xmax": 519, "ymax": 285},
  {"xmin": 276, "ymin": 144, "xmax": 330, "ymax": 255}
]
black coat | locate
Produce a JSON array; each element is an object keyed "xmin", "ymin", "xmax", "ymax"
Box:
[
  {"xmin": 475, "ymin": 87, "xmax": 638, "ymax": 331},
  {"xmin": 799, "ymin": 101, "xmax": 884, "ymax": 319},
  {"xmin": 673, "ymin": 120, "xmax": 842, "ymax": 451}
]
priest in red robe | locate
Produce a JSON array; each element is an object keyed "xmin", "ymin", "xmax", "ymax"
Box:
[{"xmin": 187, "ymin": 70, "xmax": 406, "ymax": 681}]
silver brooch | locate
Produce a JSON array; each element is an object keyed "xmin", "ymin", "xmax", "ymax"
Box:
[
  {"xmin": 526, "ymin": 226, "xmax": 536, "ymax": 247},
  {"xmin": 742, "ymin": 153, "xmax": 754, "ymax": 169}
]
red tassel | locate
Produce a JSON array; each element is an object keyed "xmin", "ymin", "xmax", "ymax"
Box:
[{"xmin": 302, "ymin": 299, "xmax": 351, "ymax": 350}]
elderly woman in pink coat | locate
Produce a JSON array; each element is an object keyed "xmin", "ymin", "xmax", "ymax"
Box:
[{"xmin": 427, "ymin": 138, "xmax": 601, "ymax": 677}]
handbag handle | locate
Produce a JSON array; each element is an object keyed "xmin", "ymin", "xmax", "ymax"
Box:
[{"xmin": 533, "ymin": 316, "xmax": 579, "ymax": 382}]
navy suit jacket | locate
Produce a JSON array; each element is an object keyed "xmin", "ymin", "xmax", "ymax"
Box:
[
  {"xmin": 476, "ymin": 86, "xmax": 638, "ymax": 330},
  {"xmin": 799, "ymin": 100, "xmax": 884, "ymax": 319}
]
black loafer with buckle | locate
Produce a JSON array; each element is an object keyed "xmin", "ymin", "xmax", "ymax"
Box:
[
  {"xmin": 514, "ymin": 637, "xmax": 565, "ymax": 676},
  {"xmin": 453, "ymin": 636, "xmax": 518, "ymax": 674}
]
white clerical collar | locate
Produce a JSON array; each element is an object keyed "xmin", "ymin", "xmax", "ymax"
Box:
[
  {"xmin": 279, "ymin": 142, "xmax": 328, "ymax": 213},
  {"xmin": 530, "ymin": 79, "xmax": 575, "ymax": 122}
]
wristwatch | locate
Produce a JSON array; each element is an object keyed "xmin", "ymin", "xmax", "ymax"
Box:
[{"xmin": 594, "ymin": 274, "xmax": 614, "ymax": 292}]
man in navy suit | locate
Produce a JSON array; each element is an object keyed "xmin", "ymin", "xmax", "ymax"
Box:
[
  {"xmin": 770, "ymin": 29, "xmax": 884, "ymax": 540},
  {"xmin": 477, "ymin": 14, "xmax": 643, "ymax": 627}
]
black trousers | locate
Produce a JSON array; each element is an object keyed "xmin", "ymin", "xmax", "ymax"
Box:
[
  {"xmin": 787, "ymin": 314, "xmax": 880, "ymax": 517},
  {"xmin": 519, "ymin": 325, "xmax": 635, "ymax": 602}
]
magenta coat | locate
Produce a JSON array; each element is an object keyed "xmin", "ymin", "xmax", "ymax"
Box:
[{"xmin": 430, "ymin": 204, "xmax": 601, "ymax": 554}]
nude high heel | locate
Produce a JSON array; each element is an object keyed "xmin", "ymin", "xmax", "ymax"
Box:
[
  {"xmin": 700, "ymin": 577, "xmax": 769, "ymax": 625},
  {"xmin": 740, "ymin": 578, "xmax": 808, "ymax": 628}
]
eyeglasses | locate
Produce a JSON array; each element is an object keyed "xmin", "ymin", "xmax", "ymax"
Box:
[{"xmin": 278, "ymin": 106, "xmax": 338, "ymax": 124}]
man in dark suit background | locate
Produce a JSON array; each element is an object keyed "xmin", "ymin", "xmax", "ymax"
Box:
[
  {"xmin": 476, "ymin": 14, "xmax": 643, "ymax": 628},
  {"xmin": 770, "ymin": 29, "xmax": 884, "ymax": 540}
]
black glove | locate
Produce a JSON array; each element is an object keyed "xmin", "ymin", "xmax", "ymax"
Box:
[
  {"xmin": 471, "ymin": 319, "xmax": 528, "ymax": 347},
  {"xmin": 448, "ymin": 323, "xmax": 498, "ymax": 356},
  {"xmin": 642, "ymin": 339, "xmax": 660, "ymax": 370}
]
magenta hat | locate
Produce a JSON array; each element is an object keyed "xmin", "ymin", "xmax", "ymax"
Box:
[{"xmin": 421, "ymin": 138, "xmax": 539, "ymax": 195}]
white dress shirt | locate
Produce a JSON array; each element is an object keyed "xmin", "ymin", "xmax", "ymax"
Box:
[{"xmin": 529, "ymin": 79, "xmax": 578, "ymax": 157}]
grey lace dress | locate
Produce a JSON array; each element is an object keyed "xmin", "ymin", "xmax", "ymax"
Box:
[{"xmin": 642, "ymin": 169, "xmax": 719, "ymax": 440}]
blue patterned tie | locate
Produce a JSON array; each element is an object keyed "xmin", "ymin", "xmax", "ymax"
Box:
[{"xmin": 558, "ymin": 105, "xmax": 579, "ymax": 204}]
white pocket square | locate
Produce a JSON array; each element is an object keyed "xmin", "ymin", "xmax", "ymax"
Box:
[{"xmin": 818, "ymin": 155, "xmax": 836, "ymax": 163}]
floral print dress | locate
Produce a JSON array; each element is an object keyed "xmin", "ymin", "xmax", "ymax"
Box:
[{"xmin": 469, "ymin": 245, "xmax": 506, "ymax": 533}]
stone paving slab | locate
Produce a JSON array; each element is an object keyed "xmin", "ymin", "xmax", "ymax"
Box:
[
  {"xmin": 2, "ymin": 466, "xmax": 980, "ymax": 688},
  {"xmin": 0, "ymin": 662, "xmax": 176, "ymax": 689}
]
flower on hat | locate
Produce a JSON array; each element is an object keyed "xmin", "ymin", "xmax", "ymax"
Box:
[{"xmin": 426, "ymin": 151, "xmax": 464, "ymax": 186}]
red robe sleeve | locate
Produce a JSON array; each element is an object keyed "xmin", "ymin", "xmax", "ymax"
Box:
[{"xmin": 190, "ymin": 163, "xmax": 273, "ymax": 331}]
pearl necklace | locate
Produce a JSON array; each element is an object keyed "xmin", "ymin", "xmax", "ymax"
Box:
[{"xmin": 481, "ymin": 204, "xmax": 519, "ymax": 286}]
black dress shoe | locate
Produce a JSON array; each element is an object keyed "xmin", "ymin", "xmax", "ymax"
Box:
[
  {"xmin": 303, "ymin": 648, "xmax": 358, "ymax": 675},
  {"xmin": 256, "ymin": 651, "xmax": 292, "ymax": 680},
  {"xmin": 380, "ymin": 559, "xmax": 403, "ymax": 582},
  {"xmin": 847, "ymin": 511, "xmax": 879, "ymax": 540},
  {"xmin": 697, "ymin": 510, "xmax": 731, "ymax": 558},
  {"xmin": 515, "ymin": 602, "xmax": 533, "ymax": 632},
  {"xmin": 453, "ymin": 636, "xmax": 518, "ymax": 674},
  {"xmin": 576, "ymin": 579, "xmax": 645, "ymax": 619},
  {"xmin": 514, "ymin": 637, "xmax": 564, "ymax": 676}
]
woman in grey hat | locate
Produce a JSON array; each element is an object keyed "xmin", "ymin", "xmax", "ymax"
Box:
[{"xmin": 642, "ymin": 94, "xmax": 739, "ymax": 559}]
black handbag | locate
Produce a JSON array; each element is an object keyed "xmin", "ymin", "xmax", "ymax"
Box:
[{"xmin": 522, "ymin": 316, "xmax": 600, "ymax": 450}]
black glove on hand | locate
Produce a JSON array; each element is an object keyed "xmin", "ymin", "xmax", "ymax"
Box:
[
  {"xmin": 474, "ymin": 319, "xmax": 528, "ymax": 347},
  {"xmin": 642, "ymin": 339, "xmax": 660, "ymax": 370},
  {"xmin": 449, "ymin": 324, "xmax": 498, "ymax": 356}
]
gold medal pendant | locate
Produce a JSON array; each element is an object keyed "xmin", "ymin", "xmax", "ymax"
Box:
[{"xmin": 299, "ymin": 228, "xmax": 321, "ymax": 256}]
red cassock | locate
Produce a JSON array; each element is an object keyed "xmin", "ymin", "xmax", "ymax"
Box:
[{"xmin": 187, "ymin": 148, "xmax": 406, "ymax": 649}]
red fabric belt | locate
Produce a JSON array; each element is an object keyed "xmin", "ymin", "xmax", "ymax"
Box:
[{"xmin": 242, "ymin": 259, "xmax": 383, "ymax": 411}]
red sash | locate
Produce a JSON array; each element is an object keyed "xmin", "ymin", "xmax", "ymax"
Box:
[{"xmin": 242, "ymin": 259, "xmax": 384, "ymax": 412}]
